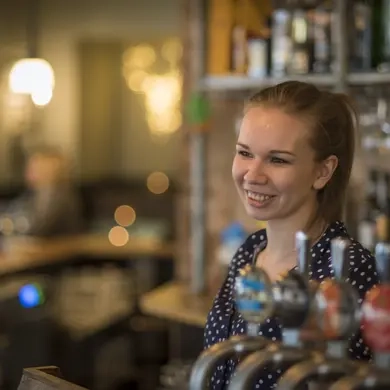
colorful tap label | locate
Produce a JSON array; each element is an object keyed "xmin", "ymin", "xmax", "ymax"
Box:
[
  {"xmin": 235, "ymin": 277, "xmax": 268, "ymax": 310},
  {"xmin": 362, "ymin": 285, "xmax": 390, "ymax": 352},
  {"xmin": 236, "ymin": 299, "xmax": 263, "ymax": 311},
  {"xmin": 234, "ymin": 265, "xmax": 273, "ymax": 323},
  {"xmin": 240, "ymin": 278, "xmax": 265, "ymax": 291},
  {"xmin": 318, "ymin": 280, "xmax": 356, "ymax": 339}
]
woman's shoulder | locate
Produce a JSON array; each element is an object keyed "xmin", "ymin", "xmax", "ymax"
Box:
[
  {"xmin": 345, "ymin": 239, "xmax": 379, "ymax": 294},
  {"xmin": 242, "ymin": 228, "xmax": 267, "ymax": 249},
  {"xmin": 230, "ymin": 228, "xmax": 267, "ymax": 267},
  {"xmin": 334, "ymin": 221, "xmax": 377, "ymax": 274},
  {"xmin": 310, "ymin": 221, "xmax": 378, "ymax": 294},
  {"xmin": 330, "ymin": 221, "xmax": 379, "ymax": 297},
  {"xmin": 347, "ymin": 239, "xmax": 375, "ymax": 262},
  {"xmin": 321, "ymin": 220, "xmax": 374, "ymax": 260}
]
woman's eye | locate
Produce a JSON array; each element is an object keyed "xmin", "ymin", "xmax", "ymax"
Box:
[
  {"xmin": 270, "ymin": 156, "xmax": 288, "ymax": 164},
  {"xmin": 237, "ymin": 150, "xmax": 252, "ymax": 158}
]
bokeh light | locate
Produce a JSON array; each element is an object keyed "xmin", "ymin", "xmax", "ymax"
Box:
[
  {"xmin": 147, "ymin": 171, "xmax": 170, "ymax": 194},
  {"xmin": 108, "ymin": 226, "xmax": 129, "ymax": 247},
  {"xmin": 114, "ymin": 205, "xmax": 136, "ymax": 227},
  {"xmin": 122, "ymin": 44, "xmax": 156, "ymax": 69},
  {"xmin": 122, "ymin": 39, "xmax": 183, "ymax": 137},
  {"xmin": 0, "ymin": 217, "xmax": 14, "ymax": 235},
  {"xmin": 161, "ymin": 38, "xmax": 183, "ymax": 65}
]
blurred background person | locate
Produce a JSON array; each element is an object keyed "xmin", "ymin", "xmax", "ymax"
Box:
[{"xmin": 4, "ymin": 146, "xmax": 84, "ymax": 237}]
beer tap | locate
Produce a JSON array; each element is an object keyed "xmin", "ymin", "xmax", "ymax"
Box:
[
  {"xmin": 229, "ymin": 231, "xmax": 319, "ymax": 390},
  {"xmin": 329, "ymin": 242, "xmax": 390, "ymax": 390},
  {"xmin": 188, "ymin": 264, "xmax": 274, "ymax": 390},
  {"xmin": 276, "ymin": 237, "xmax": 362, "ymax": 390}
]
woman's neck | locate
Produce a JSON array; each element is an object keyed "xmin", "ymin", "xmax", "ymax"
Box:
[{"xmin": 264, "ymin": 217, "xmax": 328, "ymax": 263}]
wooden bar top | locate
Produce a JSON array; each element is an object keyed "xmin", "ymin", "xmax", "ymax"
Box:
[
  {"xmin": 140, "ymin": 281, "xmax": 214, "ymax": 327},
  {"xmin": 74, "ymin": 234, "xmax": 174, "ymax": 258},
  {"xmin": 0, "ymin": 234, "xmax": 174, "ymax": 276},
  {"xmin": 18, "ymin": 366, "xmax": 88, "ymax": 390}
]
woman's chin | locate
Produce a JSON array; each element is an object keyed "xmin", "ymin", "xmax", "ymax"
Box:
[
  {"xmin": 244, "ymin": 197, "xmax": 278, "ymax": 219},
  {"xmin": 245, "ymin": 205, "xmax": 275, "ymax": 221}
]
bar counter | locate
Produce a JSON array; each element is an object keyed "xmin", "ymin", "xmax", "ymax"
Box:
[
  {"xmin": 0, "ymin": 234, "xmax": 174, "ymax": 276},
  {"xmin": 140, "ymin": 281, "xmax": 214, "ymax": 327}
]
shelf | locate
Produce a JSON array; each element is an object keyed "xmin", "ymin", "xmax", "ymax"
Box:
[
  {"xmin": 348, "ymin": 72, "xmax": 390, "ymax": 85},
  {"xmin": 199, "ymin": 74, "xmax": 336, "ymax": 91},
  {"xmin": 199, "ymin": 72, "xmax": 390, "ymax": 92}
]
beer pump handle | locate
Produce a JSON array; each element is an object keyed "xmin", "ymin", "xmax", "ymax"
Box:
[
  {"xmin": 331, "ymin": 238, "xmax": 351, "ymax": 280},
  {"xmin": 296, "ymin": 231, "xmax": 310, "ymax": 275}
]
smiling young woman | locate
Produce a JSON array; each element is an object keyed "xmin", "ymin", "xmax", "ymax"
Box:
[{"xmin": 204, "ymin": 81, "xmax": 379, "ymax": 389}]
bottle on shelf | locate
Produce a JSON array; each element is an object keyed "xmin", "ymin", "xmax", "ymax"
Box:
[
  {"xmin": 372, "ymin": 0, "xmax": 390, "ymax": 73},
  {"xmin": 246, "ymin": 27, "xmax": 270, "ymax": 78},
  {"xmin": 230, "ymin": 0, "xmax": 272, "ymax": 75},
  {"xmin": 287, "ymin": 7, "xmax": 314, "ymax": 75},
  {"xmin": 311, "ymin": 0, "xmax": 333, "ymax": 73},
  {"xmin": 348, "ymin": 0, "xmax": 372, "ymax": 71},
  {"xmin": 231, "ymin": 10, "xmax": 248, "ymax": 74},
  {"xmin": 270, "ymin": 7, "xmax": 292, "ymax": 77}
]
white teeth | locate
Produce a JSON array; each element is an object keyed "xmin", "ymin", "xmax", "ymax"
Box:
[{"xmin": 247, "ymin": 191, "xmax": 273, "ymax": 202}]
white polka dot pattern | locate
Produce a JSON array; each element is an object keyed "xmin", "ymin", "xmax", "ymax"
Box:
[{"xmin": 203, "ymin": 221, "xmax": 379, "ymax": 390}]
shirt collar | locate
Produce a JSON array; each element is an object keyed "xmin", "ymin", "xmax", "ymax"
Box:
[{"xmin": 251, "ymin": 220, "xmax": 349, "ymax": 265}]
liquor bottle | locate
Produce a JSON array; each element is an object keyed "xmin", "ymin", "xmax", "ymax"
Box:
[
  {"xmin": 311, "ymin": 0, "xmax": 333, "ymax": 73},
  {"xmin": 287, "ymin": 8, "xmax": 314, "ymax": 74},
  {"xmin": 270, "ymin": 8, "xmax": 292, "ymax": 77},
  {"xmin": 348, "ymin": 0, "xmax": 372, "ymax": 71},
  {"xmin": 247, "ymin": 35, "xmax": 268, "ymax": 78},
  {"xmin": 231, "ymin": 19, "xmax": 248, "ymax": 73},
  {"xmin": 372, "ymin": 0, "xmax": 390, "ymax": 72},
  {"xmin": 231, "ymin": 0, "xmax": 263, "ymax": 74}
]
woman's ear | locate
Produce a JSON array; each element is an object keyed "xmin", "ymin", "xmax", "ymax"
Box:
[{"xmin": 313, "ymin": 155, "xmax": 338, "ymax": 190}]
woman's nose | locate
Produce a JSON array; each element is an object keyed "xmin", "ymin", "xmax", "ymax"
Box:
[{"xmin": 243, "ymin": 161, "xmax": 268, "ymax": 184}]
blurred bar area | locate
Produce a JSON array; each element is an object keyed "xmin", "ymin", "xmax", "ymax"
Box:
[{"xmin": 0, "ymin": 0, "xmax": 389, "ymax": 389}]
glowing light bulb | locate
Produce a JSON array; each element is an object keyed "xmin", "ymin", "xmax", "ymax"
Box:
[
  {"xmin": 9, "ymin": 58, "xmax": 55, "ymax": 106},
  {"xmin": 31, "ymin": 86, "xmax": 53, "ymax": 106}
]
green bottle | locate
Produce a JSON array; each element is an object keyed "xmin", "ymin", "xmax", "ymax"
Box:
[{"xmin": 372, "ymin": 0, "xmax": 390, "ymax": 72}]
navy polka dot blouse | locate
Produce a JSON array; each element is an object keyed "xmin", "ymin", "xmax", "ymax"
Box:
[{"xmin": 204, "ymin": 221, "xmax": 379, "ymax": 390}]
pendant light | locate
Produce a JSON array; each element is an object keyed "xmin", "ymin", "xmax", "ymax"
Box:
[{"xmin": 8, "ymin": 0, "xmax": 55, "ymax": 106}]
